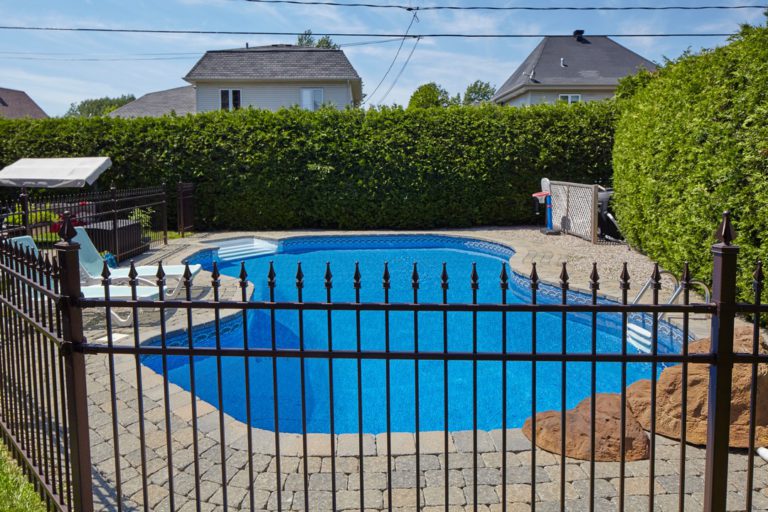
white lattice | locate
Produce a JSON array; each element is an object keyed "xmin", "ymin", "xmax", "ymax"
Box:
[{"xmin": 549, "ymin": 181, "xmax": 598, "ymax": 243}]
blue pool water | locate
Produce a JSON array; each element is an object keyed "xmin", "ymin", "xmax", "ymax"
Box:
[{"xmin": 142, "ymin": 235, "xmax": 684, "ymax": 434}]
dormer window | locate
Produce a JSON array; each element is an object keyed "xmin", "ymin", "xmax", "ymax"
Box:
[{"xmin": 220, "ymin": 89, "xmax": 241, "ymax": 111}]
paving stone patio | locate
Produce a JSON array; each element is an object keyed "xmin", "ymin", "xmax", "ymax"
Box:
[{"xmin": 80, "ymin": 229, "xmax": 764, "ymax": 511}]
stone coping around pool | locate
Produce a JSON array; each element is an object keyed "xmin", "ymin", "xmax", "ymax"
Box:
[
  {"xmin": 139, "ymin": 229, "xmax": 710, "ymax": 305},
  {"xmin": 185, "ymin": 233, "xmax": 628, "ymax": 306}
]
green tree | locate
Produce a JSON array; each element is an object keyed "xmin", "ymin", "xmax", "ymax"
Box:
[
  {"xmin": 297, "ymin": 30, "xmax": 339, "ymax": 49},
  {"xmin": 316, "ymin": 35, "xmax": 339, "ymax": 49},
  {"xmin": 463, "ymin": 80, "xmax": 496, "ymax": 105},
  {"xmin": 613, "ymin": 19, "xmax": 768, "ymax": 302},
  {"xmin": 408, "ymin": 82, "xmax": 452, "ymax": 108},
  {"xmin": 64, "ymin": 95, "xmax": 135, "ymax": 118},
  {"xmin": 297, "ymin": 29, "xmax": 315, "ymax": 47}
]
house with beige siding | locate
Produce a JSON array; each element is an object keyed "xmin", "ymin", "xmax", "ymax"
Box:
[
  {"xmin": 492, "ymin": 30, "xmax": 656, "ymax": 107},
  {"xmin": 111, "ymin": 45, "xmax": 362, "ymax": 118}
]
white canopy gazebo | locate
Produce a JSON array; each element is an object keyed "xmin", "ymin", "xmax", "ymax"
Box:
[{"xmin": 0, "ymin": 157, "xmax": 112, "ymax": 189}]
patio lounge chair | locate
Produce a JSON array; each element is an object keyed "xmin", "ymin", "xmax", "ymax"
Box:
[
  {"xmin": 72, "ymin": 227, "xmax": 201, "ymax": 296},
  {"xmin": 9, "ymin": 236, "xmax": 163, "ymax": 327}
]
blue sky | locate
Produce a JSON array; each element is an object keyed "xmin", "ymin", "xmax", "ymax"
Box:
[{"xmin": 0, "ymin": 0, "xmax": 764, "ymax": 116}]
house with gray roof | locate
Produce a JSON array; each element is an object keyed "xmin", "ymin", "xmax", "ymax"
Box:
[
  {"xmin": 185, "ymin": 45, "xmax": 362, "ymax": 112},
  {"xmin": 110, "ymin": 86, "xmax": 195, "ymax": 118},
  {"xmin": 0, "ymin": 87, "xmax": 48, "ymax": 119},
  {"xmin": 112, "ymin": 44, "xmax": 362, "ymax": 117},
  {"xmin": 492, "ymin": 30, "xmax": 656, "ymax": 107},
  {"xmin": 109, "ymin": 44, "xmax": 363, "ymax": 117}
]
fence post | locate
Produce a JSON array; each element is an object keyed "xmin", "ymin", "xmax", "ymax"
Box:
[
  {"xmin": 176, "ymin": 181, "xmax": 185, "ymax": 239},
  {"xmin": 161, "ymin": 183, "xmax": 168, "ymax": 245},
  {"xmin": 55, "ymin": 212, "xmax": 94, "ymax": 512},
  {"xmin": 19, "ymin": 187, "xmax": 30, "ymax": 236},
  {"xmin": 110, "ymin": 184, "xmax": 119, "ymax": 259},
  {"xmin": 591, "ymin": 185, "xmax": 599, "ymax": 244},
  {"xmin": 703, "ymin": 211, "xmax": 738, "ymax": 512}
]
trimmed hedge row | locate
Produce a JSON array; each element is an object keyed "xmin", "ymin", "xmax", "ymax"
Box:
[
  {"xmin": 613, "ymin": 23, "xmax": 768, "ymax": 300},
  {"xmin": 0, "ymin": 103, "xmax": 616, "ymax": 230}
]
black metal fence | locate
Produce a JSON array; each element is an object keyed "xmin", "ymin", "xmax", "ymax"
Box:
[
  {"xmin": 0, "ymin": 185, "xmax": 168, "ymax": 262},
  {"xmin": 176, "ymin": 182, "xmax": 194, "ymax": 238},
  {"xmin": 0, "ymin": 212, "xmax": 763, "ymax": 511}
]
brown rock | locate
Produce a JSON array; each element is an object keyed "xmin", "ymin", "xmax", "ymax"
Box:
[
  {"xmin": 522, "ymin": 393, "xmax": 649, "ymax": 462},
  {"xmin": 626, "ymin": 326, "xmax": 768, "ymax": 447}
]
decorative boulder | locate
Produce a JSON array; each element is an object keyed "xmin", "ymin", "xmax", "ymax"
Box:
[
  {"xmin": 626, "ymin": 326, "xmax": 768, "ymax": 448},
  {"xmin": 522, "ymin": 393, "xmax": 649, "ymax": 461}
]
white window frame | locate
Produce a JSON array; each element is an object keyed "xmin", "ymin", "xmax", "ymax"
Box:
[
  {"xmin": 219, "ymin": 89, "xmax": 241, "ymax": 111},
  {"xmin": 301, "ymin": 88, "xmax": 324, "ymax": 111},
  {"xmin": 558, "ymin": 93, "xmax": 581, "ymax": 104}
]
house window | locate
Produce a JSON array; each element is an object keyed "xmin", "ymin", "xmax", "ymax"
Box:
[
  {"xmin": 558, "ymin": 94, "xmax": 581, "ymax": 104},
  {"xmin": 220, "ymin": 89, "xmax": 241, "ymax": 110},
  {"xmin": 301, "ymin": 88, "xmax": 324, "ymax": 111}
]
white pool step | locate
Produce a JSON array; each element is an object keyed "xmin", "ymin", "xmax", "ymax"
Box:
[
  {"xmin": 627, "ymin": 323, "xmax": 652, "ymax": 353},
  {"xmin": 217, "ymin": 239, "xmax": 278, "ymax": 262}
]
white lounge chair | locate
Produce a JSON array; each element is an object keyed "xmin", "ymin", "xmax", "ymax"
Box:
[
  {"xmin": 10, "ymin": 236, "xmax": 164, "ymax": 326},
  {"xmin": 72, "ymin": 227, "xmax": 201, "ymax": 296}
]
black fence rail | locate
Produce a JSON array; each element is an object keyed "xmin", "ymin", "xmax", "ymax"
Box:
[
  {"xmin": 0, "ymin": 185, "xmax": 168, "ymax": 262},
  {"xmin": 0, "ymin": 212, "xmax": 763, "ymax": 511}
]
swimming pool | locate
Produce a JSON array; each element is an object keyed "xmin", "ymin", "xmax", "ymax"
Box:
[{"xmin": 142, "ymin": 235, "xmax": 684, "ymax": 434}]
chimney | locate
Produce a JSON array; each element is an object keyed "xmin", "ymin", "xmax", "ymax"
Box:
[{"xmin": 573, "ymin": 29, "xmax": 585, "ymax": 42}]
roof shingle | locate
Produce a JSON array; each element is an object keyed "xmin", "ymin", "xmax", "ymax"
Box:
[
  {"xmin": 493, "ymin": 34, "xmax": 656, "ymax": 102},
  {"xmin": 0, "ymin": 87, "xmax": 48, "ymax": 119},
  {"xmin": 109, "ymin": 86, "xmax": 196, "ymax": 118},
  {"xmin": 184, "ymin": 45, "xmax": 361, "ymax": 81}
]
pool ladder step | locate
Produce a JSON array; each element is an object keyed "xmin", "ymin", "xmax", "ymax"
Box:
[
  {"xmin": 217, "ymin": 240, "xmax": 278, "ymax": 262},
  {"xmin": 627, "ymin": 323, "xmax": 652, "ymax": 353}
]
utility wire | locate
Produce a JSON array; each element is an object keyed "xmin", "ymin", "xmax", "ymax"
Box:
[
  {"xmin": 0, "ymin": 25, "xmax": 738, "ymax": 38},
  {"xmin": 378, "ymin": 36, "xmax": 420, "ymax": 104},
  {"xmin": 339, "ymin": 37, "xmax": 406, "ymax": 47},
  {"xmin": 244, "ymin": 0, "xmax": 767, "ymax": 11},
  {"xmin": 0, "ymin": 50, "xmax": 201, "ymax": 56},
  {"xmin": 0, "ymin": 55, "xmax": 198, "ymax": 61},
  {"xmin": 0, "ymin": 39, "xmax": 397, "ymax": 61},
  {"xmin": 362, "ymin": 11, "xmax": 418, "ymax": 105}
]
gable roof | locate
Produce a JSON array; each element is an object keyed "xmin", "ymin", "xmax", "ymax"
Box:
[
  {"xmin": 184, "ymin": 45, "xmax": 361, "ymax": 82},
  {"xmin": 493, "ymin": 33, "xmax": 656, "ymax": 103},
  {"xmin": 0, "ymin": 87, "xmax": 48, "ymax": 119},
  {"xmin": 109, "ymin": 86, "xmax": 196, "ymax": 118}
]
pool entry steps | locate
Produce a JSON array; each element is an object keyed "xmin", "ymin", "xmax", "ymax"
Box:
[{"xmin": 212, "ymin": 237, "xmax": 278, "ymax": 262}]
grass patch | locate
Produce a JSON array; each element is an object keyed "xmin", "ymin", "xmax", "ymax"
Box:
[
  {"xmin": 152, "ymin": 230, "xmax": 194, "ymax": 240},
  {"xmin": 0, "ymin": 441, "xmax": 46, "ymax": 512}
]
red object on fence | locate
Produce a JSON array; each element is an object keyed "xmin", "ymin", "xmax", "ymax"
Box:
[{"xmin": 50, "ymin": 212, "xmax": 86, "ymax": 233}]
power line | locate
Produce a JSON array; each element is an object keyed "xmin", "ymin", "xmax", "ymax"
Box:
[
  {"xmin": 0, "ymin": 41, "xmax": 397, "ymax": 59},
  {"xmin": 0, "ymin": 50, "xmax": 201, "ymax": 56},
  {"xmin": 0, "ymin": 55, "xmax": 198, "ymax": 62},
  {"xmin": 244, "ymin": 0, "xmax": 767, "ymax": 11},
  {"xmin": 378, "ymin": 36, "xmax": 421, "ymax": 104},
  {"xmin": 362, "ymin": 11, "xmax": 419, "ymax": 105},
  {"xmin": 339, "ymin": 37, "xmax": 406, "ymax": 47},
  {"xmin": 0, "ymin": 25, "xmax": 738, "ymax": 38}
]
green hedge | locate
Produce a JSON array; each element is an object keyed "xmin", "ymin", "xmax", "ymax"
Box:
[
  {"xmin": 613, "ymin": 23, "xmax": 768, "ymax": 300},
  {"xmin": 0, "ymin": 103, "xmax": 615, "ymax": 230}
]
